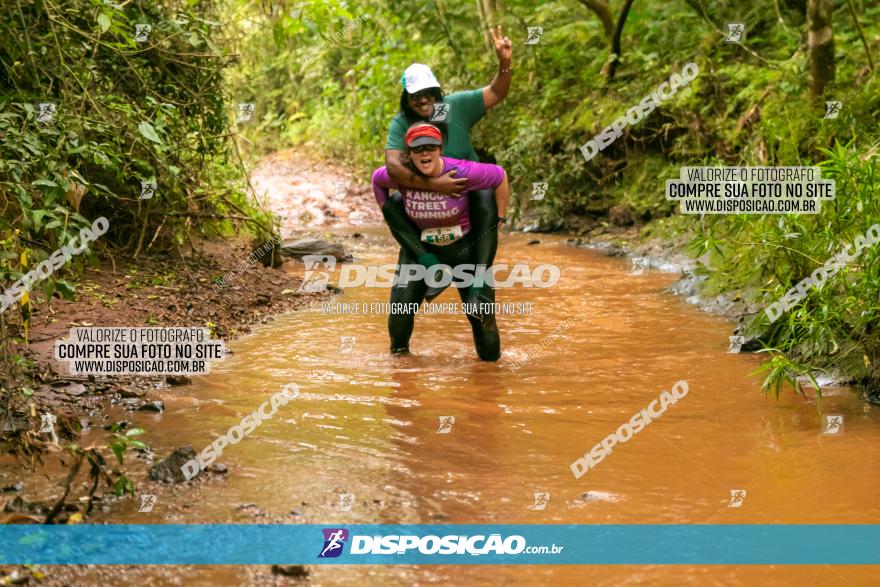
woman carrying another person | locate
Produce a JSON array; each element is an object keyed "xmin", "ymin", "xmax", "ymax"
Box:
[
  {"xmin": 382, "ymin": 26, "xmax": 512, "ymax": 272},
  {"xmin": 372, "ymin": 122, "xmax": 510, "ymax": 361}
]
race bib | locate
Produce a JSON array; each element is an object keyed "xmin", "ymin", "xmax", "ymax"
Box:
[{"xmin": 421, "ymin": 225, "xmax": 463, "ymax": 245}]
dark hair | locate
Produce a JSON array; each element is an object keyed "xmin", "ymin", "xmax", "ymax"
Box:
[
  {"xmin": 399, "ymin": 88, "xmax": 443, "ymax": 122},
  {"xmin": 401, "ymin": 121, "xmax": 444, "ymax": 178},
  {"xmin": 399, "ymin": 88, "xmax": 449, "ymax": 141}
]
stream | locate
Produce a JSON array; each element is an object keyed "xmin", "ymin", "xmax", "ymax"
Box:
[{"xmin": 87, "ymin": 227, "xmax": 880, "ymax": 585}]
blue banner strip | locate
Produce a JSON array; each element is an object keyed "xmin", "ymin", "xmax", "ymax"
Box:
[{"xmin": 0, "ymin": 525, "xmax": 877, "ymax": 565}]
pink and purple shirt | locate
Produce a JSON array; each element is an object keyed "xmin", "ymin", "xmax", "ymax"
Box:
[{"xmin": 371, "ymin": 157, "xmax": 505, "ymax": 234}]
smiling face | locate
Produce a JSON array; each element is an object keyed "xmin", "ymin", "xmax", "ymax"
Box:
[
  {"xmin": 407, "ymin": 88, "xmax": 440, "ymax": 119},
  {"xmin": 409, "ymin": 144, "xmax": 442, "ymax": 176}
]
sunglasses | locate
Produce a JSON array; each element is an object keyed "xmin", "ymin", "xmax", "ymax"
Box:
[
  {"xmin": 409, "ymin": 89, "xmax": 438, "ymax": 102},
  {"xmin": 411, "ymin": 144, "xmax": 440, "ymax": 154}
]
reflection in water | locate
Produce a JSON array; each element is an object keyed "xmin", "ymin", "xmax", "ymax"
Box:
[{"xmin": 382, "ymin": 361, "xmax": 506, "ymax": 524}]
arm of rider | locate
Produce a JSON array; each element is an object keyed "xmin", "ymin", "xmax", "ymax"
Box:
[
  {"xmin": 461, "ymin": 160, "xmax": 509, "ymax": 223},
  {"xmin": 385, "ymin": 149, "xmax": 468, "ymax": 196},
  {"xmin": 482, "ymin": 25, "xmax": 512, "ymax": 110},
  {"xmin": 371, "ymin": 165, "xmax": 395, "ymax": 207},
  {"xmin": 372, "ymin": 166, "xmax": 434, "ymax": 262},
  {"xmin": 495, "ymin": 170, "xmax": 510, "ymax": 219}
]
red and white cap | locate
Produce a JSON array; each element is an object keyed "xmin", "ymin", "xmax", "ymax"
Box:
[{"xmin": 405, "ymin": 124, "xmax": 442, "ymax": 148}]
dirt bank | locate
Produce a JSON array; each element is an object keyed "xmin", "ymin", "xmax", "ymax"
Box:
[{"xmin": 1, "ymin": 237, "xmax": 327, "ymax": 461}]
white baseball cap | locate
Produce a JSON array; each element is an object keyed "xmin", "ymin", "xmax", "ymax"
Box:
[{"xmin": 401, "ymin": 63, "xmax": 441, "ymax": 94}]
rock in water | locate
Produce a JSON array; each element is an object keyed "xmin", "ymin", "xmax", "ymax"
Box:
[
  {"xmin": 271, "ymin": 565, "xmax": 309, "ymax": 578},
  {"xmin": 578, "ymin": 490, "xmax": 620, "ymax": 503},
  {"xmin": 280, "ymin": 239, "xmax": 351, "ymax": 262},
  {"xmin": 519, "ymin": 210, "xmax": 564, "ymax": 234},
  {"xmin": 3, "ymin": 495, "xmax": 47, "ymax": 515},
  {"xmin": 1, "ymin": 482, "xmax": 24, "ymax": 493},
  {"xmin": 165, "ymin": 375, "xmax": 191, "ymax": 386},
  {"xmin": 118, "ymin": 386, "xmax": 145, "ymax": 398},
  {"xmin": 207, "ymin": 463, "xmax": 228, "ymax": 475},
  {"xmin": 138, "ymin": 400, "xmax": 165, "ymax": 412},
  {"xmin": 149, "ymin": 446, "xmax": 198, "ymax": 483}
]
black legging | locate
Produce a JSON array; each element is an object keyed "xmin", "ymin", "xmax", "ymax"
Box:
[{"xmin": 381, "ymin": 189, "xmax": 500, "ymax": 361}]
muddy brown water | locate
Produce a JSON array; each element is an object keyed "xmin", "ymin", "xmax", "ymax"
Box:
[{"xmin": 5, "ymin": 229, "xmax": 880, "ymax": 586}]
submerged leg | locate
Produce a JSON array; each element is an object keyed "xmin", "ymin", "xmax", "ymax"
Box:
[{"xmin": 388, "ymin": 246, "xmax": 428, "ymax": 354}]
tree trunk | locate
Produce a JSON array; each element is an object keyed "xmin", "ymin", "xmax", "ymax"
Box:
[
  {"xmin": 845, "ymin": 0, "xmax": 874, "ymax": 72},
  {"xmin": 482, "ymin": 0, "xmax": 497, "ymax": 21},
  {"xmin": 436, "ymin": 0, "xmax": 465, "ymax": 68},
  {"xmin": 577, "ymin": 0, "xmax": 614, "ymax": 39},
  {"xmin": 603, "ymin": 0, "xmax": 635, "ymax": 81},
  {"xmin": 807, "ymin": 0, "xmax": 835, "ymax": 97},
  {"xmin": 475, "ymin": 0, "xmax": 491, "ymax": 53}
]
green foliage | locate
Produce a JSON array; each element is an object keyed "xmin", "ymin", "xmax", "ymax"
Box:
[
  {"xmin": 59, "ymin": 422, "xmax": 147, "ymax": 517},
  {"xmin": 1, "ymin": 0, "xmax": 277, "ymax": 366},
  {"xmin": 2, "ymin": 0, "xmax": 240, "ymax": 246},
  {"xmin": 738, "ymin": 146, "xmax": 880, "ymax": 389},
  {"xmin": 108, "ymin": 425, "xmax": 146, "ymax": 497},
  {"xmin": 752, "ymin": 350, "xmax": 823, "ymax": 400},
  {"xmin": 108, "ymin": 425, "xmax": 147, "ymax": 466}
]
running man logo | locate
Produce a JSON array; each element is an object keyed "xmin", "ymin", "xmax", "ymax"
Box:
[
  {"xmin": 724, "ymin": 23, "xmax": 745, "ymax": 43},
  {"xmin": 431, "ymin": 102, "xmax": 449, "ymax": 122},
  {"xmin": 339, "ymin": 336, "xmax": 356, "ymax": 354},
  {"xmin": 629, "ymin": 257, "xmax": 649, "ymax": 275},
  {"xmin": 727, "ymin": 335, "xmax": 746, "ymax": 353},
  {"xmin": 728, "ymin": 489, "xmax": 746, "ymax": 508},
  {"xmin": 237, "ymin": 103, "xmax": 255, "ymax": 123},
  {"xmin": 437, "ymin": 416, "xmax": 455, "ymax": 434},
  {"xmin": 38, "ymin": 413, "xmax": 58, "ymax": 444},
  {"xmin": 135, "ymin": 24, "xmax": 152, "ymax": 42},
  {"xmin": 140, "ymin": 180, "xmax": 156, "ymax": 200},
  {"xmin": 333, "ymin": 181, "xmax": 350, "ymax": 198},
  {"xmin": 36, "ymin": 103, "xmax": 56, "ymax": 123},
  {"xmin": 823, "ymin": 414, "xmax": 844, "ymax": 435},
  {"xmin": 527, "ymin": 492, "xmax": 550, "ymax": 511},
  {"xmin": 824, "ymin": 101, "xmax": 842, "ymax": 119},
  {"xmin": 318, "ymin": 528, "xmax": 349, "ymax": 558},
  {"xmin": 138, "ymin": 494, "xmax": 157, "ymax": 512},
  {"xmin": 530, "ymin": 182, "xmax": 548, "ymax": 201},
  {"xmin": 298, "ymin": 255, "xmax": 336, "ymax": 293},
  {"xmin": 337, "ymin": 493, "xmax": 355, "ymax": 512},
  {"xmin": 38, "ymin": 413, "xmax": 57, "ymax": 434},
  {"xmin": 525, "ymin": 27, "xmax": 543, "ymax": 45}
]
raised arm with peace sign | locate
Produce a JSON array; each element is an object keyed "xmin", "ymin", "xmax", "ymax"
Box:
[
  {"xmin": 490, "ymin": 24, "xmax": 513, "ymax": 62},
  {"xmin": 483, "ymin": 25, "xmax": 512, "ymax": 109}
]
